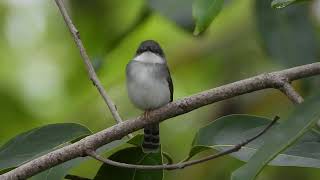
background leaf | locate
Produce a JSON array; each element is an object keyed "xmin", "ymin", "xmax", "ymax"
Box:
[
  {"xmin": 94, "ymin": 147, "xmax": 163, "ymax": 180},
  {"xmin": 193, "ymin": 0, "xmax": 224, "ymax": 35},
  {"xmin": 256, "ymin": 0, "xmax": 319, "ymax": 66},
  {"xmin": 191, "ymin": 114, "xmax": 320, "ymax": 168},
  {"xmin": 0, "ymin": 123, "xmax": 92, "ymax": 171},
  {"xmin": 148, "ymin": 0, "xmax": 194, "ymax": 31},
  {"xmin": 232, "ymin": 95, "xmax": 320, "ymax": 180},
  {"xmin": 271, "ymin": 0, "xmax": 309, "ymax": 9}
]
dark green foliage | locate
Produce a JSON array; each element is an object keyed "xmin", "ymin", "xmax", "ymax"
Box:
[
  {"xmin": 232, "ymin": 94, "xmax": 320, "ymax": 180},
  {"xmin": 94, "ymin": 147, "xmax": 163, "ymax": 180}
]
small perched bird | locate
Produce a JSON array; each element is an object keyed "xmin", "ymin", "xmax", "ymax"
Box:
[{"xmin": 126, "ymin": 40, "xmax": 173, "ymax": 153}]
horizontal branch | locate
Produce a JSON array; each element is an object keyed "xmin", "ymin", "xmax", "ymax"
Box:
[
  {"xmin": 87, "ymin": 116, "xmax": 278, "ymax": 170},
  {"xmin": 1, "ymin": 62, "xmax": 319, "ymax": 180}
]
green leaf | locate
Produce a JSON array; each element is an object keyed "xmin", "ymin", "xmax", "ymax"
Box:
[
  {"xmin": 256, "ymin": 0, "xmax": 318, "ymax": 66},
  {"xmin": 94, "ymin": 147, "xmax": 163, "ymax": 180},
  {"xmin": 184, "ymin": 145, "xmax": 212, "ymax": 162},
  {"xmin": 232, "ymin": 95, "xmax": 320, "ymax": 180},
  {"xmin": 0, "ymin": 123, "xmax": 92, "ymax": 171},
  {"xmin": 98, "ymin": 140, "xmax": 126, "ymax": 153},
  {"xmin": 148, "ymin": 0, "xmax": 194, "ymax": 31},
  {"xmin": 271, "ymin": 0, "xmax": 309, "ymax": 9},
  {"xmin": 30, "ymin": 139, "xmax": 124, "ymax": 180},
  {"xmin": 30, "ymin": 158, "xmax": 84, "ymax": 180},
  {"xmin": 192, "ymin": 0, "xmax": 224, "ymax": 35},
  {"xmin": 127, "ymin": 134, "xmax": 144, "ymax": 146},
  {"xmin": 191, "ymin": 114, "xmax": 320, "ymax": 168}
]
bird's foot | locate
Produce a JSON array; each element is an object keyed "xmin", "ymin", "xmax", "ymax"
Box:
[{"xmin": 144, "ymin": 110, "xmax": 150, "ymax": 120}]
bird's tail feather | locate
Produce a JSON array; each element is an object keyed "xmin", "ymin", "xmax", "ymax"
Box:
[{"xmin": 142, "ymin": 123, "xmax": 160, "ymax": 153}]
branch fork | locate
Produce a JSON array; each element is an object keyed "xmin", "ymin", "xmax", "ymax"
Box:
[{"xmin": 262, "ymin": 72, "xmax": 304, "ymax": 104}]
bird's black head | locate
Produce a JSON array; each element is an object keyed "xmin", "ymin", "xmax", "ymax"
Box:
[{"xmin": 136, "ymin": 40, "xmax": 165, "ymax": 57}]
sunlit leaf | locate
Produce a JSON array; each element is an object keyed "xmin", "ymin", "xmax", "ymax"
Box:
[
  {"xmin": 0, "ymin": 123, "xmax": 92, "ymax": 171},
  {"xmin": 192, "ymin": 0, "xmax": 224, "ymax": 35},
  {"xmin": 94, "ymin": 147, "xmax": 163, "ymax": 180},
  {"xmin": 232, "ymin": 95, "xmax": 320, "ymax": 180}
]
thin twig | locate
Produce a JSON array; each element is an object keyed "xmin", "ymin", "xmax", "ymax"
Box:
[
  {"xmin": 54, "ymin": 0, "xmax": 131, "ymax": 138},
  {"xmin": 280, "ymin": 82, "xmax": 304, "ymax": 104},
  {"xmin": 87, "ymin": 116, "xmax": 279, "ymax": 170}
]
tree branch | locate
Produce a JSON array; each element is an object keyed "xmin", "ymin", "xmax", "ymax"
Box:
[
  {"xmin": 54, "ymin": 0, "xmax": 128, "ymax": 129},
  {"xmin": 1, "ymin": 62, "xmax": 319, "ymax": 180},
  {"xmin": 280, "ymin": 82, "xmax": 304, "ymax": 104},
  {"xmin": 86, "ymin": 116, "xmax": 278, "ymax": 170}
]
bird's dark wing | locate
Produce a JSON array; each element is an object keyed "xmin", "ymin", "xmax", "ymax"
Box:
[{"xmin": 165, "ymin": 66, "xmax": 174, "ymax": 102}]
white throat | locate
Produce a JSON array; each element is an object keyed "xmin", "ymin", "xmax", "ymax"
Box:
[{"xmin": 134, "ymin": 52, "xmax": 165, "ymax": 64}]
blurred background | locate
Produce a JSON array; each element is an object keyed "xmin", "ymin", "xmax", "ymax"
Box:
[{"xmin": 0, "ymin": 0, "xmax": 319, "ymax": 179}]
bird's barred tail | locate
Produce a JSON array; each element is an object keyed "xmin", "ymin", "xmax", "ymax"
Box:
[{"xmin": 142, "ymin": 123, "xmax": 160, "ymax": 153}]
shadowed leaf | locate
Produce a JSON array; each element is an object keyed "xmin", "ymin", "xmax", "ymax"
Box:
[
  {"xmin": 148, "ymin": 0, "xmax": 194, "ymax": 31},
  {"xmin": 232, "ymin": 95, "xmax": 320, "ymax": 180},
  {"xmin": 256, "ymin": 0, "xmax": 319, "ymax": 66},
  {"xmin": 190, "ymin": 114, "xmax": 320, "ymax": 168},
  {"xmin": 94, "ymin": 147, "xmax": 163, "ymax": 180},
  {"xmin": 193, "ymin": 0, "xmax": 224, "ymax": 35},
  {"xmin": 0, "ymin": 123, "xmax": 92, "ymax": 171}
]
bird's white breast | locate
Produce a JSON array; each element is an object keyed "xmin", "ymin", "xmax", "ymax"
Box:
[
  {"xmin": 134, "ymin": 52, "xmax": 165, "ymax": 64},
  {"xmin": 126, "ymin": 61, "xmax": 170, "ymax": 110}
]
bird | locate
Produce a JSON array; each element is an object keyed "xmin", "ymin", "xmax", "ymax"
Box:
[{"xmin": 126, "ymin": 40, "xmax": 173, "ymax": 153}]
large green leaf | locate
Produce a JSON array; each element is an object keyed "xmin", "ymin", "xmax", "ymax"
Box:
[
  {"xmin": 271, "ymin": 0, "xmax": 310, "ymax": 9},
  {"xmin": 31, "ymin": 139, "xmax": 124, "ymax": 180},
  {"xmin": 94, "ymin": 147, "xmax": 163, "ymax": 180},
  {"xmin": 149, "ymin": 0, "xmax": 224, "ymax": 34},
  {"xmin": 191, "ymin": 114, "xmax": 320, "ymax": 168},
  {"xmin": 30, "ymin": 158, "xmax": 84, "ymax": 180},
  {"xmin": 192, "ymin": 0, "xmax": 224, "ymax": 35},
  {"xmin": 232, "ymin": 95, "xmax": 320, "ymax": 180},
  {"xmin": 148, "ymin": 0, "xmax": 194, "ymax": 31},
  {"xmin": 256, "ymin": 0, "xmax": 318, "ymax": 66},
  {"xmin": 0, "ymin": 123, "xmax": 92, "ymax": 172}
]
